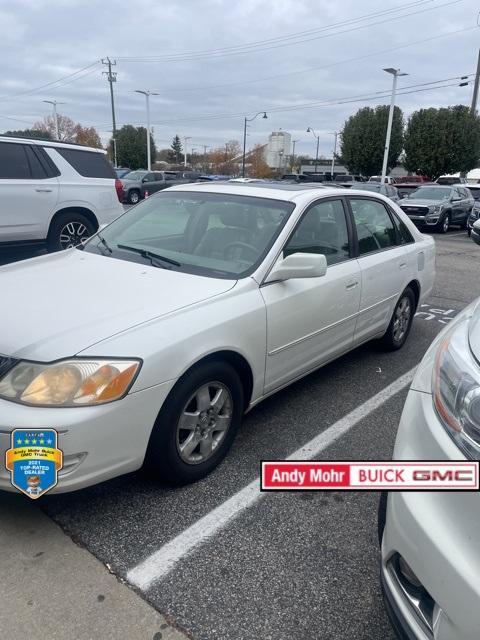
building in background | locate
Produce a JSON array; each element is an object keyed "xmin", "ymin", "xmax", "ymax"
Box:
[{"xmin": 265, "ymin": 131, "xmax": 291, "ymax": 170}]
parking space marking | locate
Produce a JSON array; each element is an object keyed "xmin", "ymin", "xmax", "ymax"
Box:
[
  {"xmin": 127, "ymin": 366, "xmax": 417, "ymax": 591},
  {"xmin": 415, "ymin": 304, "xmax": 457, "ymax": 325}
]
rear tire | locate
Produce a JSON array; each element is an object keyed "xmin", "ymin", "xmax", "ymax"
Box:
[
  {"xmin": 144, "ymin": 361, "xmax": 244, "ymax": 485},
  {"xmin": 47, "ymin": 212, "xmax": 96, "ymax": 252},
  {"xmin": 380, "ymin": 287, "xmax": 415, "ymax": 351},
  {"xmin": 128, "ymin": 190, "xmax": 140, "ymax": 205}
]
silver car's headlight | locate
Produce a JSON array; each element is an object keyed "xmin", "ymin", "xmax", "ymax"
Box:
[
  {"xmin": 432, "ymin": 318, "xmax": 480, "ymax": 458},
  {"xmin": 0, "ymin": 359, "xmax": 141, "ymax": 407}
]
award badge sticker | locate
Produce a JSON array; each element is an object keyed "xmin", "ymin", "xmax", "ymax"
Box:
[{"xmin": 5, "ymin": 429, "xmax": 63, "ymax": 499}]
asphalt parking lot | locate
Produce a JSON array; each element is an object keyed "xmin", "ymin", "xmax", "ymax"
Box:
[{"xmin": 1, "ymin": 229, "xmax": 479, "ymax": 640}]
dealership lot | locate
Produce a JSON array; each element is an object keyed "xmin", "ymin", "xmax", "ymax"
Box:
[{"xmin": 1, "ymin": 230, "xmax": 479, "ymax": 640}]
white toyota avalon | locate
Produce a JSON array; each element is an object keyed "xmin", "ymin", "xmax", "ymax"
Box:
[
  {"xmin": 380, "ymin": 299, "xmax": 480, "ymax": 640},
  {"xmin": 0, "ymin": 183, "xmax": 434, "ymax": 491}
]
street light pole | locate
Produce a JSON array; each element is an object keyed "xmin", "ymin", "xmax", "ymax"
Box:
[
  {"xmin": 134, "ymin": 90, "xmax": 158, "ymax": 171},
  {"xmin": 381, "ymin": 68, "xmax": 407, "ymax": 184},
  {"xmin": 291, "ymin": 139, "xmax": 299, "ymax": 171},
  {"xmin": 184, "ymin": 136, "xmax": 191, "ymax": 168},
  {"xmin": 330, "ymin": 131, "xmax": 338, "ymax": 177},
  {"xmin": 242, "ymin": 111, "xmax": 267, "ymax": 177},
  {"xmin": 306, "ymin": 127, "xmax": 320, "ymax": 173},
  {"xmin": 43, "ymin": 100, "xmax": 65, "ymax": 140}
]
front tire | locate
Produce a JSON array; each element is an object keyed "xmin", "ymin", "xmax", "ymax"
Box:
[
  {"xmin": 380, "ymin": 287, "xmax": 415, "ymax": 351},
  {"xmin": 144, "ymin": 361, "xmax": 244, "ymax": 485},
  {"xmin": 436, "ymin": 212, "xmax": 450, "ymax": 234},
  {"xmin": 47, "ymin": 212, "xmax": 96, "ymax": 252}
]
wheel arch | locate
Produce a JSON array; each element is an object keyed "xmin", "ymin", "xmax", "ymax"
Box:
[
  {"xmin": 173, "ymin": 350, "xmax": 254, "ymax": 412},
  {"xmin": 406, "ymin": 279, "xmax": 420, "ymax": 312},
  {"xmin": 48, "ymin": 206, "xmax": 99, "ymax": 236}
]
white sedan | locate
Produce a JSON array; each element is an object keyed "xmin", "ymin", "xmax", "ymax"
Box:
[{"xmin": 0, "ymin": 183, "xmax": 435, "ymax": 491}]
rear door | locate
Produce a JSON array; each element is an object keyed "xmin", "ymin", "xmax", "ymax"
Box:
[
  {"xmin": 347, "ymin": 196, "xmax": 410, "ymax": 344},
  {"xmin": 0, "ymin": 141, "xmax": 59, "ymax": 242}
]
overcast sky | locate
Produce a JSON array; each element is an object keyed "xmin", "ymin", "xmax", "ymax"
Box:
[{"xmin": 0, "ymin": 0, "xmax": 478, "ymax": 157}]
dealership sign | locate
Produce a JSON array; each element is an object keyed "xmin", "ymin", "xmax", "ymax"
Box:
[{"xmin": 261, "ymin": 461, "xmax": 479, "ymax": 491}]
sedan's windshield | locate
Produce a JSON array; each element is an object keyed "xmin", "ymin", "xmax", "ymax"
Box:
[
  {"xmin": 408, "ymin": 187, "xmax": 451, "ymax": 200},
  {"xmin": 123, "ymin": 171, "xmax": 147, "ymax": 181},
  {"xmin": 83, "ymin": 191, "xmax": 294, "ymax": 278}
]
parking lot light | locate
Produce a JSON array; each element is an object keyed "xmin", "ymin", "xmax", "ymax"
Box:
[
  {"xmin": 381, "ymin": 68, "xmax": 408, "ymax": 184},
  {"xmin": 134, "ymin": 90, "xmax": 159, "ymax": 171},
  {"xmin": 242, "ymin": 112, "xmax": 267, "ymax": 177}
]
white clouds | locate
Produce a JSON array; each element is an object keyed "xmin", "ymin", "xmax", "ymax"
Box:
[{"xmin": 0, "ymin": 0, "xmax": 478, "ymax": 153}]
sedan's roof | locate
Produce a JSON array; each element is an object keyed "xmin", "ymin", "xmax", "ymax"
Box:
[{"xmin": 166, "ymin": 181, "xmax": 350, "ymax": 201}]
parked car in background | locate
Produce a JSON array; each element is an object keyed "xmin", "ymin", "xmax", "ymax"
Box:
[
  {"xmin": 380, "ymin": 296, "xmax": 480, "ymax": 640},
  {"xmin": 115, "ymin": 167, "xmax": 131, "ymax": 179},
  {"xmin": 0, "ymin": 135, "xmax": 123, "ymax": 251},
  {"xmin": 399, "ymin": 184, "xmax": 473, "ymax": 232},
  {"xmin": 466, "ymin": 184, "xmax": 480, "ymax": 235},
  {"xmin": 0, "ymin": 182, "xmax": 434, "ymax": 491},
  {"xmin": 436, "ymin": 175, "xmax": 467, "ymax": 185},
  {"xmin": 120, "ymin": 170, "xmax": 191, "ymax": 204},
  {"xmin": 354, "ymin": 183, "xmax": 400, "ymax": 203},
  {"xmin": 471, "ymin": 218, "xmax": 480, "ymax": 245},
  {"xmin": 395, "ymin": 182, "xmax": 433, "ymax": 199},
  {"xmin": 396, "ymin": 175, "xmax": 429, "ymax": 184},
  {"xmin": 368, "ymin": 175, "xmax": 396, "ymax": 185},
  {"xmin": 334, "ymin": 174, "xmax": 366, "ymax": 187}
]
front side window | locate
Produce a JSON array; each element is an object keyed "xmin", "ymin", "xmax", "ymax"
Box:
[
  {"xmin": 284, "ymin": 199, "xmax": 350, "ymax": 266},
  {"xmin": 350, "ymin": 198, "xmax": 397, "ymax": 255},
  {"xmin": 83, "ymin": 191, "xmax": 294, "ymax": 278},
  {"xmin": 0, "ymin": 142, "xmax": 31, "ymax": 179}
]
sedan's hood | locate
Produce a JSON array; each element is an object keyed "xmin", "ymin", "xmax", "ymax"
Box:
[
  {"xmin": 0, "ymin": 250, "xmax": 236, "ymax": 361},
  {"xmin": 469, "ymin": 301, "xmax": 480, "ymax": 364},
  {"xmin": 400, "ymin": 199, "xmax": 439, "ymax": 207}
]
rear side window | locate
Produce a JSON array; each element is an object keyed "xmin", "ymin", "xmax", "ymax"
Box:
[
  {"xmin": 55, "ymin": 147, "xmax": 116, "ymax": 178},
  {"xmin": 0, "ymin": 142, "xmax": 31, "ymax": 179},
  {"xmin": 24, "ymin": 146, "xmax": 47, "ymax": 179},
  {"xmin": 350, "ymin": 198, "xmax": 397, "ymax": 254}
]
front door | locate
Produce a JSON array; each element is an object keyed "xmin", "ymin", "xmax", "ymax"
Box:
[{"xmin": 261, "ymin": 198, "xmax": 361, "ymax": 394}]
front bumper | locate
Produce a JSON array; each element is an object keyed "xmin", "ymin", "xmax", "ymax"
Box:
[
  {"xmin": 399, "ymin": 211, "xmax": 440, "ymax": 226},
  {"xmin": 381, "ymin": 389, "xmax": 480, "ymax": 639},
  {"xmin": 471, "ymin": 226, "xmax": 480, "ymax": 246},
  {"xmin": 0, "ymin": 379, "xmax": 175, "ymax": 493}
]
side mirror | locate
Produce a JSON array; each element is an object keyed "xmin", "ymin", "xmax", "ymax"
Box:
[
  {"xmin": 142, "ymin": 177, "xmax": 149, "ymax": 183},
  {"xmin": 265, "ymin": 252, "xmax": 327, "ymax": 283}
]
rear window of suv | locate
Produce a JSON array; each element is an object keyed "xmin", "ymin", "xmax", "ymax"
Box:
[{"xmin": 55, "ymin": 147, "xmax": 116, "ymax": 179}]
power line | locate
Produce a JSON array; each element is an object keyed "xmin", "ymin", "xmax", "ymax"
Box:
[
  {"xmin": 116, "ymin": 0, "xmax": 462, "ymax": 63},
  {"xmin": 143, "ymin": 25, "xmax": 478, "ymax": 95},
  {"xmin": 0, "ymin": 61, "xmax": 100, "ymax": 102}
]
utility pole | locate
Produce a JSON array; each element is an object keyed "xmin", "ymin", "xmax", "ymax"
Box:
[
  {"xmin": 471, "ymin": 49, "xmax": 480, "ymax": 114},
  {"xmin": 102, "ymin": 58, "xmax": 117, "ymax": 161},
  {"xmin": 306, "ymin": 127, "xmax": 320, "ymax": 173},
  {"xmin": 43, "ymin": 100, "xmax": 65, "ymax": 140},
  {"xmin": 291, "ymin": 139, "xmax": 299, "ymax": 171}
]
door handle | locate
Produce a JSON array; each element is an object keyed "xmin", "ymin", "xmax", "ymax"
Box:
[
  {"xmin": 345, "ymin": 281, "xmax": 358, "ymax": 290},
  {"xmin": 35, "ymin": 188, "xmax": 52, "ymax": 192},
  {"xmin": 399, "ymin": 262, "xmax": 407, "ymax": 269}
]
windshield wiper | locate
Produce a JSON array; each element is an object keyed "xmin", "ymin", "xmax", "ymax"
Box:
[
  {"xmin": 117, "ymin": 244, "xmax": 181, "ymax": 267},
  {"xmin": 97, "ymin": 234, "xmax": 113, "ymax": 254}
]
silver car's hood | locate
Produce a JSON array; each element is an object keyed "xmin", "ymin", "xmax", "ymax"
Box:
[
  {"xmin": 0, "ymin": 250, "xmax": 236, "ymax": 361},
  {"xmin": 400, "ymin": 199, "xmax": 440, "ymax": 207},
  {"xmin": 469, "ymin": 301, "xmax": 480, "ymax": 364}
]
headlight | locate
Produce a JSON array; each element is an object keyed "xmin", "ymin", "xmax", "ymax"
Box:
[
  {"xmin": 431, "ymin": 204, "xmax": 441, "ymax": 213},
  {"xmin": 432, "ymin": 318, "xmax": 480, "ymax": 458},
  {"xmin": 0, "ymin": 359, "xmax": 141, "ymax": 407}
]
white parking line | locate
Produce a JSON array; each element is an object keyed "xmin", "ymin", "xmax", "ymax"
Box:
[{"xmin": 127, "ymin": 366, "xmax": 417, "ymax": 591}]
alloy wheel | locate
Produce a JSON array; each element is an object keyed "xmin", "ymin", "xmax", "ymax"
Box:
[
  {"xmin": 176, "ymin": 382, "xmax": 233, "ymax": 464},
  {"xmin": 392, "ymin": 297, "xmax": 411, "ymax": 344},
  {"xmin": 443, "ymin": 215, "xmax": 450, "ymax": 233},
  {"xmin": 59, "ymin": 222, "xmax": 90, "ymax": 249}
]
